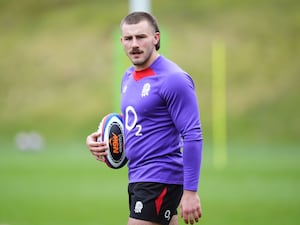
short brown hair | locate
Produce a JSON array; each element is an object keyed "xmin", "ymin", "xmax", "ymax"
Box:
[{"xmin": 120, "ymin": 12, "xmax": 160, "ymax": 50}]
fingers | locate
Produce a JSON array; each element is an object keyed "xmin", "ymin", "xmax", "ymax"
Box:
[
  {"xmin": 180, "ymin": 205, "xmax": 202, "ymax": 224},
  {"xmin": 181, "ymin": 211, "xmax": 195, "ymax": 224},
  {"xmin": 90, "ymin": 143, "xmax": 108, "ymax": 161},
  {"xmin": 86, "ymin": 131, "xmax": 101, "ymax": 144},
  {"xmin": 90, "ymin": 142, "xmax": 108, "ymax": 154},
  {"xmin": 192, "ymin": 209, "xmax": 201, "ymax": 224},
  {"xmin": 86, "ymin": 131, "xmax": 108, "ymax": 162},
  {"xmin": 94, "ymin": 155, "xmax": 105, "ymax": 162},
  {"xmin": 181, "ymin": 212, "xmax": 199, "ymax": 224}
]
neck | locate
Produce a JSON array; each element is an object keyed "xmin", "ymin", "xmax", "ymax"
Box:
[{"xmin": 134, "ymin": 52, "xmax": 160, "ymax": 71}]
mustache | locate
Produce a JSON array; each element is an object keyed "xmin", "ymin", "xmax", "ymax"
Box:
[{"xmin": 130, "ymin": 48, "xmax": 143, "ymax": 54}]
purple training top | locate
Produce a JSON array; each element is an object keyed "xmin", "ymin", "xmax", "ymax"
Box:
[{"xmin": 120, "ymin": 55, "xmax": 203, "ymax": 191}]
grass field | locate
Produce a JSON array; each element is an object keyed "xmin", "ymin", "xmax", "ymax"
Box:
[{"xmin": 1, "ymin": 142, "xmax": 299, "ymax": 225}]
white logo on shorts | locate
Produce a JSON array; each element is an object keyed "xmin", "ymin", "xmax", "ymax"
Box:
[
  {"xmin": 134, "ymin": 201, "xmax": 143, "ymax": 213},
  {"xmin": 164, "ymin": 210, "xmax": 171, "ymax": 220}
]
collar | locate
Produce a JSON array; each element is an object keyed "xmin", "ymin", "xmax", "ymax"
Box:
[{"xmin": 133, "ymin": 67, "xmax": 155, "ymax": 81}]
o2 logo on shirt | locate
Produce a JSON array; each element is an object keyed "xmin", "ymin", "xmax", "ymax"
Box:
[{"xmin": 125, "ymin": 106, "xmax": 142, "ymax": 136}]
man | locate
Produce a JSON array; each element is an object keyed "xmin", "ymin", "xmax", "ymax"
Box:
[{"xmin": 86, "ymin": 12, "xmax": 203, "ymax": 225}]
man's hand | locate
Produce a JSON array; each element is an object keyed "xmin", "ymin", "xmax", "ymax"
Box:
[
  {"xmin": 86, "ymin": 131, "xmax": 108, "ymax": 162},
  {"xmin": 180, "ymin": 190, "xmax": 202, "ymax": 224}
]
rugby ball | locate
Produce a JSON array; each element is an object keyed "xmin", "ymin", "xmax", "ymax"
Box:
[{"xmin": 97, "ymin": 113, "xmax": 127, "ymax": 169}]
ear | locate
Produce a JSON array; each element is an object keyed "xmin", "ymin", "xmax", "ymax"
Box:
[{"xmin": 153, "ymin": 32, "xmax": 160, "ymax": 45}]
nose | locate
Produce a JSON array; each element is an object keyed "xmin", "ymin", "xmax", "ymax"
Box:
[{"xmin": 131, "ymin": 37, "xmax": 139, "ymax": 48}]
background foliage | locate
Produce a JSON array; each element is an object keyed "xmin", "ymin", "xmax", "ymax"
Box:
[{"xmin": 0, "ymin": 0, "xmax": 299, "ymax": 144}]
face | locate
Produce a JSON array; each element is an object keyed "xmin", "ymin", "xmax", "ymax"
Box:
[{"xmin": 121, "ymin": 20, "xmax": 160, "ymax": 71}]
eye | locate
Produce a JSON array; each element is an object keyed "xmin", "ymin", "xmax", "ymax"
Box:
[
  {"xmin": 136, "ymin": 35, "xmax": 146, "ymax": 39},
  {"xmin": 124, "ymin": 36, "xmax": 132, "ymax": 41}
]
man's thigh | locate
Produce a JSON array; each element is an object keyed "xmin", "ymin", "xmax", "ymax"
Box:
[
  {"xmin": 127, "ymin": 215, "xmax": 178, "ymax": 225},
  {"xmin": 169, "ymin": 215, "xmax": 178, "ymax": 225}
]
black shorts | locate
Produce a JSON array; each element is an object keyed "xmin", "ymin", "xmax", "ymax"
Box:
[{"xmin": 128, "ymin": 182, "xmax": 183, "ymax": 225}]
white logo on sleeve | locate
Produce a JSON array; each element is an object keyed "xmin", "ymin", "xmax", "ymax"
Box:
[
  {"xmin": 134, "ymin": 201, "xmax": 143, "ymax": 213},
  {"xmin": 122, "ymin": 85, "xmax": 128, "ymax": 93},
  {"xmin": 141, "ymin": 83, "xmax": 151, "ymax": 97}
]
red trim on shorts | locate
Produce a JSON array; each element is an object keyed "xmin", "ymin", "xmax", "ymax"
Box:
[{"xmin": 155, "ymin": 187, "xmax": 167, "ymax": 215}]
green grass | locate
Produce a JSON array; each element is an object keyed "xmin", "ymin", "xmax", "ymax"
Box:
[
  {"xmin": 0, "ymin": 143, "xmax": 129, "ymax": 225},
  {"xmin": 1, "ymin": 143, "xmax": 299, "ymax": 225}
]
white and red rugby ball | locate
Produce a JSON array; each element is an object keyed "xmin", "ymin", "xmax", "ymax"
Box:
[{"xmin": 97, "ymin": 113, "xmax": 127, "ymax": 169}]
